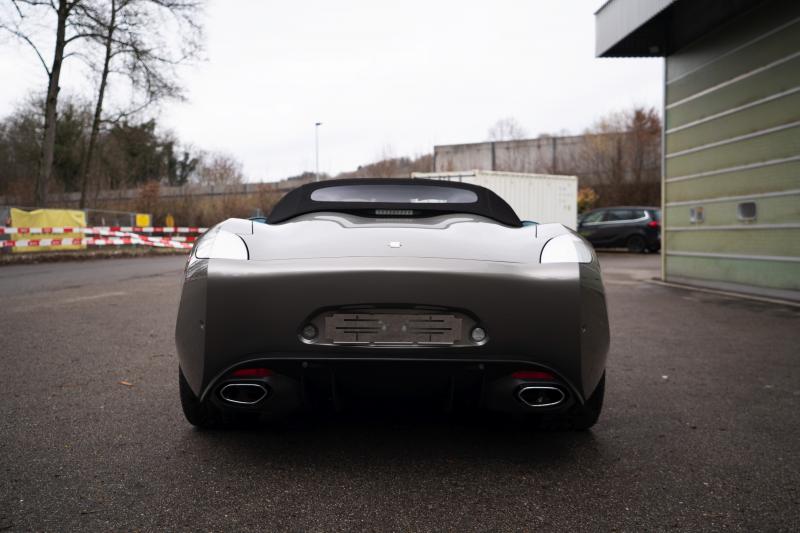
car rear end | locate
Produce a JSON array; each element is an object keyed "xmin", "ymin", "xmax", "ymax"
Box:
[
  {"xmin": 176, "ymin": 179, "xmax": 610, "ymax": 428},
  {"xmin": 644, "ymin": 208, "xmax": 661, "ymax": 251},
  {"xmin": 176, "ymin": 218, "xmax": 609, "ymax": 423}
]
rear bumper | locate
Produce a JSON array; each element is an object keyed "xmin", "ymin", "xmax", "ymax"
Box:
[
  {"xmin": 176, "ymin": 256, "xmax": 609, "ymax": 407},
  {"xmin": 645, "ymin": 229, "xmax": 661, "ymax": 249},
  {"xmin": 203, "ymin": 358, "xmax": 578, "ymax": 416}
]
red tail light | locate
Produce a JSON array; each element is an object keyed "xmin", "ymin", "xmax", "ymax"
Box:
[
  {"xmin": 231, "ymin": 368, "xmax": 273, "ymax": 378},
  {"xmin": 512, "ymin": 370, "xmax": 555, "ymax": 380},
  {"xmin": 647, "ymin": 220, "xmax": 660, "ymax": 228}
]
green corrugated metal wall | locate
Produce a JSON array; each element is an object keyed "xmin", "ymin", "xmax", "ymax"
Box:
[{"xmin": 663, "ymin": 0, "xmax": 800, "ymax": 297}]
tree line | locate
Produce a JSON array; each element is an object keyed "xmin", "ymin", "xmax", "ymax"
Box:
[
  {"xmin": 0, "ymin": 97, "xmax": 244, "ymax": 201},
  {"xmin": 485, "ymin": 107, "xmax": 662, "ymax": 208},
  {"xmin": 0, "ymin": 0, "xmax": 211, "ymax": 207},
  {"xmin": 0, "ymin": 0, "xmax": 660, "ymax": 219}
]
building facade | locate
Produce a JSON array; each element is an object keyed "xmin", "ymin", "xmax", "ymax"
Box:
[
  {"xmin": 597, "ymin": 0, "xmax": 800, "ymax": 300},
  {"xmin": 434, "ymin": 133, "xmax": 661, "ymax": 207},
  {"xmin": 434, "ymin": 136, "xmax": 589, "ymax": 176}
]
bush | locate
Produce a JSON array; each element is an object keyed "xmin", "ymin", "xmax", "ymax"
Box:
[{"xmin": 578, "ymin": 187, "xmax": 599, "ymax": 214}]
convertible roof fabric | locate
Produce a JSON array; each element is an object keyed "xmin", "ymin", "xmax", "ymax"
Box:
[{"xmin": 268, "ymin": 178, "xmax": 522, "ymax": 227}]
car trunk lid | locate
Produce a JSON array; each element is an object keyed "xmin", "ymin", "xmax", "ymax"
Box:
[{"xmin": 244, "ymin": 213, "xmax": 544, "ymax": 263}]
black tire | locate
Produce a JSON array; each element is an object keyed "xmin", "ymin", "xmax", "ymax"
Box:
[
  {"xmin": 563, "ymin": 372, "xmax": 605, "ymax": 430},
  {"xmin": 626, "ymin": 234, "xmax": 646, "ymax": 253},
  {"xmin": 179, "ymin": 367, "xmax": 220, "ymax": 428}
]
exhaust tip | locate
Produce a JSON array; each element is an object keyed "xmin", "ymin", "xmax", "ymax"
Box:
[
  {"xmin": 219, "ymin": 383, "xmax": 268, "ymax": 405},
  {"xmin": 517, "ymin": 386, "xmax": 565, "ymax": 408}
]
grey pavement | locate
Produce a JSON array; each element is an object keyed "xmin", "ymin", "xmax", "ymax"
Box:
[{"xmin": 1, "ymin": 252, "xmax": 799, "ymax": 531}]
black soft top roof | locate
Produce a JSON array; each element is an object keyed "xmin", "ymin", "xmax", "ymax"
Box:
[{"xmin": 268, "ymin": 178, "xmax": 522, "ymax": 227}]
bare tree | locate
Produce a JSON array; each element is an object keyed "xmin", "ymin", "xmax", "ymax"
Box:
[
  {"xmin": 577, "ymin": 106, "xmax": 661, "ymax": 205},
  {"xmin": 78, "ymin": 0, "xmax": 204, "ymax": 207},
  {"xmin": 1, "ymin": 0, "xmax": 100, "ymax": 205},
  {"xmin": 333, "ymin": 148, "xmax": 432, "ymax": 180},
  {"xmin": 627, "ymin": 107, "xmax": 661, "ymax": 184},
  {"xmin": 194, "ymin": 151, "xmax": 244, "ymax": 186},
  {"xmin": 487, "ymin": 117, "xmax": 528, "ymax": 142},
  {"xmin": 369, "ymin": 145, "xmax": 399, "ymax": 178}
]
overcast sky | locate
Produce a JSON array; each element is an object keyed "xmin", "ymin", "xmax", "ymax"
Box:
[{"xmin": 0, "ymin": 0, "xmax": 662, "ymax": 182}]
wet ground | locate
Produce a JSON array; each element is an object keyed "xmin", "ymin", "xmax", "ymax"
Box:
[{"xmin": 1, "ymin": 253, "xmax": 798, "ymax": 531}]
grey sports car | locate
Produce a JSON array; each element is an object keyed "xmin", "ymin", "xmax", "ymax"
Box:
[{"xmin": 176, "ymin": 178, "xmax": 609, "ymax": 429}]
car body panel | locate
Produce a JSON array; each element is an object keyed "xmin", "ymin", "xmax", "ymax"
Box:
[
  {"xmin": 177, "ymin": 222, "xmax": 608, "ymax": 402},
  {"xmin": 242, "ymin": 213, "xmax": 542, "ymax": 263},
  {"xmin": 176, "ymin": 180, "xmax": 610, "ymax": 418}
]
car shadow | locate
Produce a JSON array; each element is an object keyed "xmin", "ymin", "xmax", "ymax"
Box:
[{"xmin": 179, "ymin": 406, "xmax": 604, "ymax": 470}]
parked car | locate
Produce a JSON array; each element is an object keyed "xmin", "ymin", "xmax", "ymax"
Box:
[
  {"xmin": 176, "ymin": 178, "xmax": 610, "ymax": 430},
  {"xmin": 578, "ymin": 206, "xmax": 661, "ymax": 253}
]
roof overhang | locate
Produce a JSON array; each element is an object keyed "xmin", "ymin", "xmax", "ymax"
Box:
[{"xmin": 595, "ymin": 0, "xmax": 767, "ymax": 57}]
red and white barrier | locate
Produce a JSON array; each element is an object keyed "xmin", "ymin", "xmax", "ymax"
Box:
[
  {"xmin": 0, "ymin": 226, "xmax": 205, "ymax": 250},
  {"xmin": 2, "ymin": 237, "xmax": 193, "ymax": 250},
  {"xmin": 72, "ymin": 229, "xmax": 198, "ymax": 242},
  {"xmin": 0, "ymin": 226, "xmax": 206, "ymax": 235}
]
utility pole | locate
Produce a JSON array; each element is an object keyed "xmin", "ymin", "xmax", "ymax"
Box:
[{"xmin": 315, "ymin": 122, "xmax": 322, "ymax": 181}]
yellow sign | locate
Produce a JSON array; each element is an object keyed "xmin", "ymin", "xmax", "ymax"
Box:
[
  {"xmin": 135, "ymin": 213, "xmax": 152, "ymax": 227},
  {"xmin": 165, "ymin": 214, "xmax": 175, "ymax": 227},
  {"xmin": 10, "ymin": 208, "xmax": 86, "ymax": 253}
]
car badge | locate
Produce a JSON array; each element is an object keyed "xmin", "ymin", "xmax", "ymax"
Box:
[{"xmin": 388, "ymin": 241, "xmax": 402, "ymax": 248}]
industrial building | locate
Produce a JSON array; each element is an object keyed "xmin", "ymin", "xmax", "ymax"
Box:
[
  {"xmin": 434, "ymin": 136, "xmax": 590, "ymax": 175},
  {"xmin": 433, "ymin": 133, "xmax": 661, "ymax": 206},
  {"xmin": 596, "ymin": 0, "xmax": 800, "ymax": 301}
]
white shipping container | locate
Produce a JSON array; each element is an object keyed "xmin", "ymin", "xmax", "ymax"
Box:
[{"xmin": 412, "ymin": 170, "xmax": 578, "ymax": 229}]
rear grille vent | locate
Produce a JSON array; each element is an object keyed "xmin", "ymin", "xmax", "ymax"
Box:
[
  {"xmin": 325, "ymin": 313, "xmax": 462, "ymax": 345},
  {"xmin": 374, "ymin": 209, "xmax": 416, "ymax": 216}
]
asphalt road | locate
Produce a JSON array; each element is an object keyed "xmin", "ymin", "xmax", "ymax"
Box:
[{"xmin": 1, "ymin": 253, "xmax": 799, "ymax": 531}]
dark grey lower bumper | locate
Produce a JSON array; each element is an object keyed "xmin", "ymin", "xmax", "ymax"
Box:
[
  {"xmin": 202, "ymin": 358, "xmax": 579, "ymax": 416},
  {"xmin": 176, "ymin": 257, "xmax": 609, "ymax": 406}
]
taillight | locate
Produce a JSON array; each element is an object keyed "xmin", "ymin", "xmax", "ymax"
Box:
[
  {"xmin": 231, "ymin": 368, "xmax": 273, "ymax": 378},
  {"xmin": 512, "ymin": 370, "xmax": 555, "ymax": 380},
  {"xmin": 647, "ymin": 220, "xmax": 660, "ymax": 228}
]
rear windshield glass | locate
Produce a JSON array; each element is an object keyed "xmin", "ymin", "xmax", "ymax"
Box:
[
  {"xmin": 310, "ymin": 184, "xmax": 478, "ymax": 204},
  {"xmin": 604, "ymin": 209, "xmax": 638, "ymax": 221}
]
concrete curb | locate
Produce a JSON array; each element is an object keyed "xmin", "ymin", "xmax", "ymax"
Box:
[
  {"xmin": 646, "ymin": 279, "xmax": 800, "ymax": 308},
  {"xmin": 0, "ymin": 247, "xmax": 188, "ymax": 267}
]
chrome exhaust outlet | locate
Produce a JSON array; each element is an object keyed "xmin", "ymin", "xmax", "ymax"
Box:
[
  {"xmin": 517, "ymin": 386, "xmax": 566, "ymax": 408},
  {"xmin": 219, "ymin": 383, "xmax": 268, "ymax": 405}
]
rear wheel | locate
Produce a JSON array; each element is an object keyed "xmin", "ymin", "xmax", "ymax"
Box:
[
  {"xmin": 626, "ymin": 234, "xmax": 646, "ymax": 253},
  {"xmin": 179, "ymin": 367, "xmax": 220, "ymax": 429}
]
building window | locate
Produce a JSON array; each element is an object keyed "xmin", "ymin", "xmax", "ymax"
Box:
[
  {"xmin": 737, "ymin": 201, "xmax": 757, "ymax": 222},
  {"xmin": 689, "ymin": 206, "xmax": 704, "ymax": 224}
]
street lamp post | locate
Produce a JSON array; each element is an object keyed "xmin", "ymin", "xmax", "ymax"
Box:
[{"xmin": 315, "ymin": 122, "xmax": 322, "ymax": 181}]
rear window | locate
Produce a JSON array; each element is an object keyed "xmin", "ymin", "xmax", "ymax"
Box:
[
  {"xmin": 310, "ymin": 184, "xmax": 478, "ymax": 204},
  {"xmin": 649, "ymin": 209, "xmax": 661, "ymax": 221},
  {"xmin": 581, "ymin": 210, "xmax": 605, "ymax": 224},
  {"xmin": 604, "ymin": 209, "xmax": 639, "ymax": 221}
]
